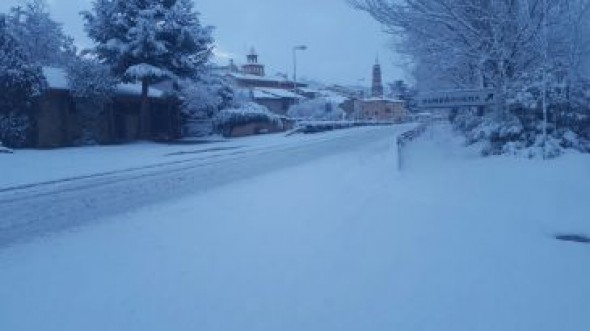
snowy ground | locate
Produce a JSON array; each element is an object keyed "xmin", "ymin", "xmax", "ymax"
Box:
[
  {"xmin": 1, "ymin": 124, "xmax": 589, "ymax": 331},
  {"xmin": 0, "ymin": 127, "xmax": 384, "ymax": 189}
]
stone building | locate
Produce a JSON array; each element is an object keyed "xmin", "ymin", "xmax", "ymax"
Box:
[{"xmin": 356, "ymin": 60, "xmax": 408, "ymax": 122}]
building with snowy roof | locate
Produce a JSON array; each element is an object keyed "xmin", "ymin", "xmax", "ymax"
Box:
[
  {"xmin": 33, "ymin": 67, "xmax": 179, "ymax": 148},
  {"xmin": 220, "ymin": 48, "xmax": 308, "ymax": 115}
]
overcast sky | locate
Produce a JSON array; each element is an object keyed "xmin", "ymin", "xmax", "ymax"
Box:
[{"xmin": 0, "ymin": 0, "xmax": 406, "ymax": 86}]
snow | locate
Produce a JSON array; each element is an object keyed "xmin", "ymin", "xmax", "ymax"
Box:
[
  {"xmin": 229, "ymin": 72, "xmax": 289, "ymax": 83},
  {"xmin": 242, "ymin": 88, "xmax": 303, "ymax": 100},
  {"xmin": 42, "ymin": 67, "xmax": 68, "ymax": 90},
  {"xmin": 364, "ymin": 97, "xmax": 405, "ymax": 103},
  {"xmin": 214, "ymin": 102, "xmax": 283, "ymax": 128},
  {"xmin": 0, "ymin": 126, "xmax": 387, "ymax": 189},
  {"xmin": 125, "ymin": 63, "xmax": 173, "ymax": 80},
  {"xmin": 0, "ymin": 124, "xmax": 589, "ymax": 331},
  {"xmin": 42, "ymin": 66, "xmax": 165, "ymax": 98},
  {"xmin": 248, "ymin": 88, "xmax": 280, "ymax": 99},
  {"xmin": 256, "ymin": 88, "xmax": 302, "ymax": 99},
  {"xmin": 116, "ymin": 83, "xmax": 165, "ymax": 98},
  {"xmin": 323, "ymin": 94, "xmax": 349, "ymax": 104}
]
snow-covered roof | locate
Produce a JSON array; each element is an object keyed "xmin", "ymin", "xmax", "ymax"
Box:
[
  {"xmin": 238, "ymin": 87, "xmax": 302, "ymax": 100},
  {"xmin": 229, "ymin": 72, "xmax": 289, "ymax": 83},
  {"xmin": 42, "ymin": 66, "xmax": 165, "ymax": 98},
  {"xmin": 250, "ymin": 89, "xmax": 280, "ymax": 99},
  {"xmin": 299, "ymin": 88, "xmax": 322, "ymax": 94},
  {"xmin": 257, "ymin": 88, "xmax": 302, "ymax": 99}
]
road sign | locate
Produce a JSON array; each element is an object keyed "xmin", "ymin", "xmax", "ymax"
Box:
[{"xmin": 417, "ymin": 89, "xmax": 497, "ymax": 109}]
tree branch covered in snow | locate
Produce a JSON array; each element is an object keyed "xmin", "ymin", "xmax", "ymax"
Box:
[
  {"xmin": 0, "ymin": 14, "xmax": 46, "ymax": 148},
  {"xmin": 7, "ymin": 0, "xmax": 76, "ymax": 66}
]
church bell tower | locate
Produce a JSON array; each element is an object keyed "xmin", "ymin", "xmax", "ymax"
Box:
[
  {"xmin": 242, "ymin": 47, "xmax": 265, "ymax": 76},
  {"xmin": 371, "ymin": 58, "xmax": 384, "ymax": 98}
]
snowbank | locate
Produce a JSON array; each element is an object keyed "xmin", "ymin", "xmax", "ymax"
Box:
[{"xmin": 0, "ymin": 145, "xmax": 14, "ymax": 154}]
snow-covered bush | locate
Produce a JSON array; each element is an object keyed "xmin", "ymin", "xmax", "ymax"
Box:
[
  {"xmin": 179, "ymin": 74, "xmax": 235, "ymax": 119},
  {"xmin": 453, "ymin": 106, "xmax": 590, "ymax": 158},
  {"xmin": 287, "ymin": 98, "xmax": 345, "ymax": 121},
  {"xmin": 0, "ymin": 112, "xmax": 31, "ymax": 148},
  {"xmin": 178, "ymin": 71, "xmax": 235, "ymax": 137},
  {"xmin": 0, "ymin": 140, "xmax": 14, "ymax": 154},
  {"xmin": 66, "ymin": 57, "xmax": 117, "ymax": 145},
  {"xmin": 180, "ymin": 80, "xmax": 222, "ymax": 119},
  {"xmin": 214, "ymin": 102, "xmax": 282, "ymax": 134}
]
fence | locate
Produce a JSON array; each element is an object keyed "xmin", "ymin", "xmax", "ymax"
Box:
[
  {"xmin": 396, "ymin": 123, "xmax": 428, "ymax": 171},
  {"xmin": 294, "ymin": 120, "xmax": 405, "ymax": 134}
]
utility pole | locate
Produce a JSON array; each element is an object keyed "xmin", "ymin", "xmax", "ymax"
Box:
[
  {"xmin": 542, "ymin": 0, "xmax": 549, "ymax": 158},
  {"xmin": 292, "ymin": 45, "xmax": 307, "ymax": 100}
]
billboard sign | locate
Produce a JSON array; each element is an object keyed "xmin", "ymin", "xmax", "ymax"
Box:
[{"xmin": 417, "ymin": 89, "xmax": 497, "ymax": 109}]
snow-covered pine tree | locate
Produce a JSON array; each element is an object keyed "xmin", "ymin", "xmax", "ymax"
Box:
[
  {"xmin": 8, "ymin": 0, "xmax": 75, "ymax": 66},
  {"xmin": 83, "ymin": 0, "xmax": 214, "ymax": 139},
  {"xmin": 66, "ymin": 57, "xmax": 117, "ymax": 145},
  {"xmin": 0, "ymin": 14, "xmax": 46, "ymax": 148}
]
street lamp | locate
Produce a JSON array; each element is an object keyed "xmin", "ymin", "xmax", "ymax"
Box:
[{"xmin": 293, "ymin": 45, "xmax": 307, "ymax": 94}]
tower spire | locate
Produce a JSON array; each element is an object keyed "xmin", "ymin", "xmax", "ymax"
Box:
[{"xmin": 371, "ymin": 59, "xmax": 384, "ymax": 98}]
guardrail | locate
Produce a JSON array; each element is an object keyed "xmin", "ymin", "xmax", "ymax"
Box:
[
  {"xmin": 396, "ymin": 123, "xmax": 428, "ymax": 171},
  {"xmin": 295, "ymin": 120, "xmax": 404, "ymax": 134}
]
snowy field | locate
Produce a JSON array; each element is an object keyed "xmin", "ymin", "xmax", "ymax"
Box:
[{"xmin": 1, "ymin": 124, "xmax": 589, "ymax": 331}]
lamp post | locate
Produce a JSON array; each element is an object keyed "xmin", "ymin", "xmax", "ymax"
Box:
[{"xmin": 292, "ymin": 45, "xmax": 307, "ymax": 95}]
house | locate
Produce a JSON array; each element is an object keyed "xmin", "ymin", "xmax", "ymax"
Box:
[
  {"xmin": 222, "ymin": 48, "xmax": 308, "ymax": 115},
  {"xmin": 243, "ymin": 88, "xmax": 303, "ymax": 115},
  {"xmin": 33, "ymin": 67, "xmax": 180, "ymax": 148}
]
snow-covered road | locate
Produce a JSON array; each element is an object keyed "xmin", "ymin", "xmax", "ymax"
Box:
[
  {"xmin": 0, "ymin": 126, "xmax": 409, "ymax": 246},
  {"xmin": 1, "ymin": 124, "xmax": 589, "ymax": 331}
]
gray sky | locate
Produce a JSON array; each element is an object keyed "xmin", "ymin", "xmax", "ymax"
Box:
[{"xmin": 0, "ymin": 0, "xmax": 406, "ymax": 86}]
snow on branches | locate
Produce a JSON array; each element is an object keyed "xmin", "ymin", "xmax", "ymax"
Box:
[
  {"xmin": 8, "ymin": 0, "xmax": 75, "ymax": 66},
  {"xmin": 353, "ymin": 0, "xmax": 590, "ymax": 156},
  {"xmin": 83, "ymin": 0, "xmax": 214, "ymax": 84},
  {"xmin": 0, "ymin": 14, "xmax": 46, "ymax": 148}
]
